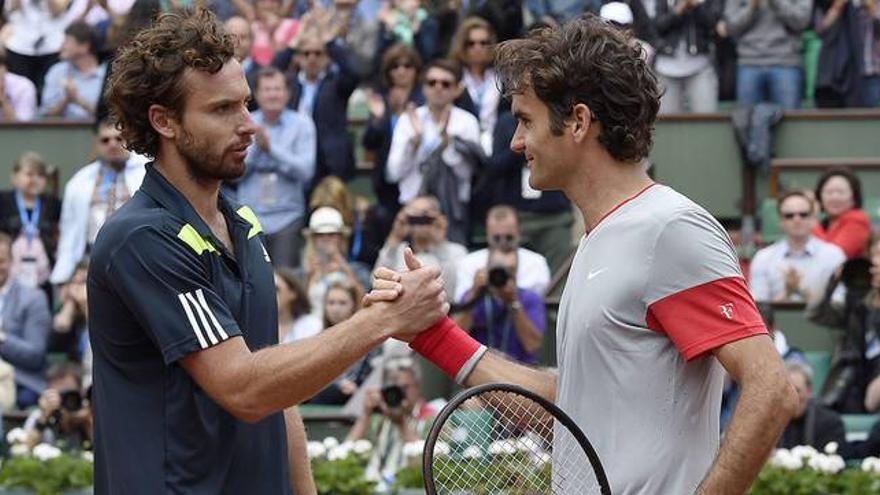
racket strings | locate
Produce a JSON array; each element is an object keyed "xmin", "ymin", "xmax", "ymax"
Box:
[{"xmin": 430, "ymin": 390, "xmax": 602, "ymax": 494}]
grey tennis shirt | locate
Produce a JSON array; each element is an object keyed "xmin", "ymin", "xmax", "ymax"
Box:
[{"xmin": 554, "ymin": 184, "xmax": 768, "ymax": 494}]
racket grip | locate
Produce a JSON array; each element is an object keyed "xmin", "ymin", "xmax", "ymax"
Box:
[{"xmin": 409, "ymin": 317, "xmax": 487, "ymax": 384}]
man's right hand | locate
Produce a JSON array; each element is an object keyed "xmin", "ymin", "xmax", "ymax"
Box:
[
  {"xmin": 39, "ymin": 389, "xmax": 61, "ymax": 420},
  {"xmin": 388, "ymin": 208, "xmax": 411, "ymax": 246}
]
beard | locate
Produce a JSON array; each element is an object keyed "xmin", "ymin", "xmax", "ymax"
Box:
[{"xmin": 176, "ymin": 127, "xmax": 246, "ymax": 183}]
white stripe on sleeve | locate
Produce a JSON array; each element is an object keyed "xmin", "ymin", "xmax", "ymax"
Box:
[
  {"xmin": 195, "ymin": 288, "xmax": 230, "ymax": 340},
  {"xmin": 185, "ymin": 292, "xmax": 219, "ymax": 345},
  {"xmin": 178, "ymin": 293, "xmax": 209, "ymax": 349}
]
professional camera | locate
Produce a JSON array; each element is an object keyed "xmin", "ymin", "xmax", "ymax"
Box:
[
  {"xmin": 488, "ymin": 266, "xmax": 510, "ymax": 288},
  {"xmin": 60, "ymin": 390, "xmax": 83, "ymax": 412},
  {"xmin": 381, "ymin": 384, "xmax": 405, "ymax": 409}
]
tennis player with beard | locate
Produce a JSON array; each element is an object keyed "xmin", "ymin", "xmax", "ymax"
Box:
[
  {"xmin": 369, "ymin": 16, "xmax": 799, "ymax": 495},
  {"xmin": 87, "ymin": 8, "xmax": 449, "ymax": 494}
]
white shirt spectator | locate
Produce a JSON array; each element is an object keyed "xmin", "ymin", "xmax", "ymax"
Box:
[
  {"xmin": 454, "ymin": 247, "xmax": 552, "ymax": 303},
  {"xmin": 3, "ymin": 0, "xmax": 89, "ymax": 56},
  {"xmin": 386, "ymin": 105, "xmax": 481, "ymax": 205},
  {"xmin": 749, "ymin": 236, "xmax": 846, "ymax": 302},
  {"xmin": 280, "ymin": 313, "xmax": 323, "ymax": 343},
  {"xmin": 1, "ymin": 70, "xmax": 37, "ymax": 121}
]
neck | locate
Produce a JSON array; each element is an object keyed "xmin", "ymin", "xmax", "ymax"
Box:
[
  {"xmin": 412, "ymin": 238, "xmax": 432, "ymax": 253},
  {"xmin": 262, "ymin": 109, "xmax": 282, "ymax": 124},
  {"xmin": 305, "ymin": 72, "xmax": 320, "ymax": 83},
  {"xmin": 564, "ymin": 152, "xmax": 653, "ymax": 234},
  {"xmin": 469, "ymin": 65, "xmax": 486, "ymax": 79},
  {"xmin": 18, "ymin": 190, "xmax": 37, "ymax": 205},
  {"xmin": 428, "ymin": 104, "xmax": 448, "ymax": 122},
  {"xmin": 154, "ymin": 149, "xmax": 222, "ymax": 223},
  {"xmin": 73, "ymin": 55, "xmax": 97, "ymax": 73},
  {"xmin": 786, "ymin": 235, "xmax": 809, "ymax": 252},
  {"xmin": 104, "ymin": 159, "xmax": 125, "ymax": 172}
]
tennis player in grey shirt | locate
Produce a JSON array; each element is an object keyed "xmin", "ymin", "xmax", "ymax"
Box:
[{"xmin": 368, "ymin": 16, "xmax": 799, "ymax": 495}]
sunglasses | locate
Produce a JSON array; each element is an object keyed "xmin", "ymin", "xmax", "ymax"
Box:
[
  {"xmin": 782, "ymin": 211, "xmax": 811, "ymax": 220},
  {"xmin": 466, "ymin": 39, "xmax": 492, "ymax": 48},
  {"xmin": 99, "ymin": 136, "xmax": 124, "ymax": 144},
  {"xmin": 300, "ymin": 50, "xmax": 325, "ymax": 58},
  {"xmin": 426, "ymin": 78, "xmax": 454, "ymax": 89}
]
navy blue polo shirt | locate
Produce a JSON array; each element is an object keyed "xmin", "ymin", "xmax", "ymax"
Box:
[{"xmin": 87, "ymin": 164, "xmax": 290, "ymax": 494}]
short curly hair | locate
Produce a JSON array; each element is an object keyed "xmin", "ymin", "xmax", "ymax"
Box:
[
  {"xmin": 105, "ymin": 7, "xmax": 235, "ymax": 158},
  {"xmin": 494, "ymin": 15, "xmax": 660, "ymax": 163}
]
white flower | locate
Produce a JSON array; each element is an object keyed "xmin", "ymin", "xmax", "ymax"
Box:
[
  {"xmin": 9, "ymin": 444, "xmax": 29, "ymax": 457},
  {"xmin": 451, "ymin": 427, "xmax": 469, "ymax": 443},
  {"xmin": 824, "ymin": 442, "xmax": 839, "ymax": 455},
  {"xmin": 517, "ymin": 436, "xmax": 541, "ymax": 453},
  {"xmin": 489, "ymin": 440, "xmax": 518, "ymax": 456},
  {"xmin": 81, "ymin": 451, "xmax": 94, "ymax": 463},
  {"xmin": 353, "ymin": 439, "xmax": 372, "ymax": 455},
  {"xmin": 322, "ymin": 437, "xmax": 339, "ymax": 449},
  {"xmin": 307, "ymin": 441, "xmax": 326, "ymax": 459},
  {"xmin": 530, "ymin": 452, "xmax": 552, "ymax": 466},
  {"xmin": 462, "ymin": 445, "xmax": 482, "ymax": 459},
  {"xmin": 769, "ymin": 449, "xmax": 802, "ymax": 471},
  {"xmin": 32, "ymin": 443, "xmax": 62, "ymax": 461},
  {"xmin": 861, "ymin": 457, "xmax": 880, "ymax": 473},
  {"xmin": 5, "ymin": 428, "xmax": 27, "ymax": 445},
  {"xmin": 434, "ymin": 441, "xmax": 451, "ymax": 457},
  {"xmin": 791, "ymin": 445, "xmax": 819, "ymax": 461},
  {"xmin": 806, "ymin": 453, "xmax": 845, "ymax": 474},
  {"xmin": 327, "ymin": 445, "xmax": 351, "ymax": 462},
  {"xmin": 402, "ymin": 440, "xmax": 425, "ymax": 459}
]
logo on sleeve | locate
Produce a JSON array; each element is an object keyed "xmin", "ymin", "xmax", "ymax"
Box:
[
  {"xmin": 260, "ymin": 241, "xmax": 271, "ymax": 263},
  {"xmin": 720, "ymin": 302, "xmax": 735, "ymax": 320}
]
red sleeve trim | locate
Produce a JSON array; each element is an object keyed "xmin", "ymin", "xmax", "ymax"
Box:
[{"xmin": 646, "ymin": 276, "xmax": 768, "ymax": 361}]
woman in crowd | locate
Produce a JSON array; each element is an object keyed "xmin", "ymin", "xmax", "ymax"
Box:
[
  {"xmin": 308, "ymin": 281, "xmax": 377, "ymax": 405},
  {"xmin": 448, "ymin": 16, "xmax": 503, "ymax": 154},
  {"xmin": 813, "ymin": 168, "xmax": 871, "ymax": 259},
  {"xmin": 250, "ymin": 0, "xmax": 299, "ymax": 66},
  {"xmin": 0, "ymin": 152, "xmax": 61, "ymax": 294},
  {"xmin": 815, "ymin": 0, "xmax": 880, "ymax": 108},
  {"xmin": 275, "ymin": 267, "xmax": 322, "ymax": 344},
  {"xmin": 375, "ymin": 0, "xmax": 437, "ymax": 65}
]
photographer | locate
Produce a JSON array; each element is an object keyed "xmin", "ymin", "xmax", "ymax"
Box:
[
  {"xmin": 346, "ymin": 358, "xmax": 438, "ymax": 491},
  {"xmin": 23, "ymin": 362, "xmax": 92, "ymax": 450},
  {"xmin": 453, "ymin": 247, "xmax": 546, "ymax": 364}
]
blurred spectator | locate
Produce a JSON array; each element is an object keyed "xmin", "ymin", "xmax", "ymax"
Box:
[
  {"xmin": 749, "ymin": 190, "xmax": 845, "ymax": 303},
  {"xmin": 364, "ymin": 43, "xmax": 424, "ymax": 217},
  {"xmin": 309, "ymin": 281, "xmax": 377, "ymax": 405},
  {"xmin": 224, "ymin": 15, "xmax": 259, "ymax": 110},
  {"xmin": 272, "ymin": 19, "xmax": 361, "ymax": 181},
  {"xmin": 778, "ymin": 361, "xmax": 846, "ymax": 451},
  {"xmin": 250, "ymin": 0, "xmax": 298, "ymax": 66},
  {"xmin": 40, "ymin": 21, "xmax": 106, "ymax": 119},
  {"xmin": 376, "ymin": 0, "xmax": 437, "ymax": 64},
  {"xmin": 2, "ymin": 0, "xmax": 89, "ymax": 96},
  {"xmin": 483, "ymin": 110, "xmax": 573, "ymax": 272},
  {"xmin": 600, "ymin": 2, "xmax": 656, "ymax": 63},
  {"xmin": 386, "ymin": 59, "xmax": 481, "ymax": 243},
  {"xmin": 23, "ymin": 362, "xmax": 92, "ymax": 450},
  {"xmin": 0, "ymin": 359, "xmax": 15, "ymax": 412},
  {"xmin": 860, "ymin": 236, "xmax": 880, "ymax": 413},
  {"xmin": 302, "ymin": 206, "xmax": 371, "ymax": 319},
  {"xmin": 50, "ymin": 119, "xmax": 146, "ymax": 285},
  {"xmin": 814, "ymin": 0, "xmax": 880, "ymax": 108},
  {"xmin": 275, "ymin": 267, "xmax": 322, "ymax": 343},
  {"xmin": 0, "ymin": 232, "xmax": 51, "ymax": 409},
  {"xmin": 0, "ymin": 152, "xmax": 61, "ymax": 291},
  {"xmin": 812, "ymin": 168, "xmax": 870, "ymax": 259},
  {"xmin": 0, "ymin": 49, "xmax": 36, "ymax": 121},
  {"xmin": 454, "ymin": 205, "xmax": 551, "ymax": 303},
  {"xmin": 449, "ymin": 16, "xmax": 503, "ymax": 154},
  {"xmin": 653, "ymin": 0, "xmax": 722, "ymax": 113},
  {"xmin": 375, "ymin": 195, "xmax": 467, "ymax": 296},
  {"xmin": 309, "ymin": 176, "xmax": 383, "ymax": 266},
  {"xmin": 51, "ymin": 259, "xmax": 89, "ymax": 363},
  {"xmin": 346, "ymin": 356, "xmax": 438, "ymax": 491},
  {"xmin": 524, "ymin": 0, "xmax": 601, "ymax": 25},
  {"xmin": 453, "ymin": 247, "xmax": 546, "ymax": 364},
  {"xmin": 239, "ymin": 67, "xmax": 316, "ymax": 268},
  {"xmin": 723, "ymin": 0, "xmax": 811, "ymax": 109}
]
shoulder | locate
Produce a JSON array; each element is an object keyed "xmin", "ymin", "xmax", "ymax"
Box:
[
  {"xmin": 811, "ymin": 237, "xmax": 846, "ymax": 259},
  {"xmin": 93, "ymin": 197, "xmax": 186, "ymax": 261},
  {"xmin": 459, "ymin": 248, "xmax": 488, "ymax": 266},
  {"xmin": 443, "ymin": 241, "xmax": 469, "ymax": 257},
  {"xmin": 838, "ymin": 208, "xmax": 871, "ymax": 227},
  {"xmin": 752, "ymin": 241, "xmax": 784, "ymax": 263},
  {"xmin": 10, "ymin": 281, "xmax": 47, "ymax": 306},
  {"xmin": 44, "ymin": 61, "xmax": 68, "ymax": 80},
  {"xmin": 517, "ymin": 248, "xmax": 549, "ymax": 267},
  {"xmin": 64, "ymin": 161, "xmax": 100, "ymax": 189},
  {"xmin": 450, "ymin": 106, "xmax": 479, "ymax": 127}
]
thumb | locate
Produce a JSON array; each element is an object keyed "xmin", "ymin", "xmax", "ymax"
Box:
[{"xmin": 403, "ymin": 247, "xmax": 422, "ymax": 271}]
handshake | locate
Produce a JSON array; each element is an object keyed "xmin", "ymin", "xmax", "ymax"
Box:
[{"xmin": 363, "ymin": 248, "xmax": 487, "ymax": 383}]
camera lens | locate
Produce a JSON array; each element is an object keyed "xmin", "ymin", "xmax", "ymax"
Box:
[
  {"xmin": 488, "ymin": 266, "xmax": 510, "ymax": 288},
  {"xmin": 381, "ymin": 385, "xmax": 405, "ymax": 408}
]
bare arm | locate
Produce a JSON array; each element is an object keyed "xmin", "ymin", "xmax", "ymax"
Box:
[
  {"xmin": 696, "ymin": 335, "xmax": 798, "ymax": 494},
  {"xmin": 510, "ymin": 304, "xmax": 543, "ymax": 355},
  {"xmin": 285, "ymin": 406, "xmax": 317, "ymax": 495},
  {"xmin": 463, "ymin": 351, "xmax": 557, "ymax": 403}
]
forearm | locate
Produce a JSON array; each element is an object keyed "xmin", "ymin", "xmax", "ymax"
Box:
[
  {"xmin": 463, "ymin": 351, "xmax": 557, "ymax": 402},
  {"xmin": 511, "ymin": 309, "xmax": 543, "ymax": 354},
  {"xmin": 285, "ymin": 406, "xmax": 317, "ymax": 495},
  {"xmin": 346, "ymin": 414, "xmax": 372, "ymax": 441},
  {"xmin": 42, "ymin": 98, "xmax": 68, "ymax": 117},
  {"xmin": 452, "ymin": 309, "xmax": 474, "ymax": 331},
  {"xmin": 0, "ymin": 98, "xmax": 16, "ymax": 120},
  {"xmin": 697, "ymin": 372, "xmax": 795, "ymax": 494}
]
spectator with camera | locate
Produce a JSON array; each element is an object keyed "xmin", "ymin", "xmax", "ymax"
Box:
[
  {"xmin": 453, "ymin": 246, "xmax": 547, "ymax": 364},
  {"xmin": 346, "ymin": 357, "xmax": 438, "ymax": 491},
  {"xmin": 374, "ymin": 195, "xmax": 467, "ymax": 297},
  {"xmin": 23, "ymin": 362, "xmax": 92, "ymax": 450},
  {"xmin": 454, "ymin": 205, "xmax": 551, "ymax": 305},
  {"xmin": 749, "ymin": 190, "xmax": 846, "ymax": 303},
  {"xmin": 778, "ymin": 362, "xmax": 846, "ymax": 451}
]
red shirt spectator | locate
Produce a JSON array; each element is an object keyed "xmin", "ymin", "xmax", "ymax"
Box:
[
  {"xmin": 812, "ymin": 208, "xmax": 871, "ymax": 259},
  {"xmin": 813, "ymin": 168, "xmax": 871, "ymax": 259}
]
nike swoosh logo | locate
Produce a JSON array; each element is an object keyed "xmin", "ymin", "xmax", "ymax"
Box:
[{"xmin": 588, "ymin": 268, "xmax": 607, "ymax": 280}]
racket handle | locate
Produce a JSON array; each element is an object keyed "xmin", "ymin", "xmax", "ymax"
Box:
[{"xmin": 409, "ymin": 317, "xmax": 487, "ymax": 384}]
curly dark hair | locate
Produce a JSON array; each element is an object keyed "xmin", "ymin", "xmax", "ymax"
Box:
[
  {"xmin": 105, "ymin": 7, "xmax": 235, "ymax": 158},
  {"xmin": 494, "ymin": 15, "xmax": 660, "ymax": 163}
]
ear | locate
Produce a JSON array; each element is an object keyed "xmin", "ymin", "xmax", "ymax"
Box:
[
  {"xmin": 148, "ymin": 104, "xmax": 178, "ymax": 140},
  {"xmin": 570, "ymin": 103, "xmax": 593, "ymax": 143}
]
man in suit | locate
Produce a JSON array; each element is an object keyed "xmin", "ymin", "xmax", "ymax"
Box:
[
  {"xmin": 224, "ymin": 16, "xmax": 260, "ymax": 112},
  {"xmin": 0, "ymin": 232, "xmax": 52, "ymax": 409},
  {"xmin": 272, "ymin": 26, "xmax": 360, "ymax": 182}
]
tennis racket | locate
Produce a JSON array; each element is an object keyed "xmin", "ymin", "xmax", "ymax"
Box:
[{"xmin": 423, "ymin": 382, "xmax": 612, "ymax": 495}]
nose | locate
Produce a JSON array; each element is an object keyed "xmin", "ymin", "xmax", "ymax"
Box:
[
  {"xmin": 510, "ymin": 125, "xmax": 525, "ymax": 154},
  {"xmin": 239, "ymin": 107, "xmax": 258, "ymax": 136}
]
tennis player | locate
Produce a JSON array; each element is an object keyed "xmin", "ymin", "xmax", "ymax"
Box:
[
  {"xmin": 369, "ymin": 16, "xmax": 799, "ymax": 495},
  {"xmin": 87, "ymin": 8, "xmax": 448, "ymax": 494}
]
